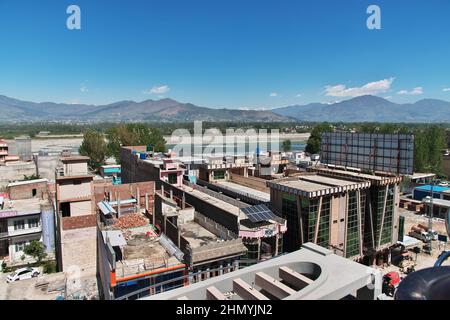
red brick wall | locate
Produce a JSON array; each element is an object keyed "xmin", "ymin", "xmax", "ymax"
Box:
[
  {"xmin": 93, "ymin": 181, "xmax": 155, "ymax": 209},
  {"xmin": 8, "ymin": 181, "xmax": 48, "ymax": 200},
  {"xmin": 62, "ymin": 214, "xmax": 96, "ymax": 230}
]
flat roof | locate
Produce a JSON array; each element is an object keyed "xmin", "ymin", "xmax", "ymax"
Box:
[
  {"xmin": 101, "ymin": 164, "xmax": 121, "ymax": 168},
  {"xmin": 177, "ymin": 184, "xmax": 244, "ymax": 218},
  {"xmin": 108, "ymin": 225, "xmax": 183, "ymax": 279},
  {"xmin": 0, "ymin": 198, "xmax": 45, "ymax": 217},
  {"xmin": 60, "ymin": 156, "xmax": 90, "ymax": 162},
  {"xmin": 180, "ymin": 221, "xmax": 219, "ymax": 248},
  {"xmin": 415, "ymin": 185, "xmax": 450, "ymax": 193},
  {"xmin": 144, "ymin": 242, "xmax": 381, "ymax": 300},
  {"xmin": 102, "ymin": 230, "xmax": 127, "ymax": 247},
  {"xmin": 7, "ymin": 178, "xmax": 48, "ymax": 187},
  {"xmin": 422, "ymin": 197, "xmax": 450, "ymax": 208},
  {"xmin": 407, "ymin": 172, "xmax": 436, "ymax": 180},
  {"xmin": 314, "ymin": 167, "xmax": 402, "ymax": 185},
  {"xmin": 267, "ymin": 173, "xmax": 371, "ymax": 198},
  {"xmin": 216, "ymin": 181, "xmax": 270, "ymax": 201}
]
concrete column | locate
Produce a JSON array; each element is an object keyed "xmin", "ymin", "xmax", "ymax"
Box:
[
  {"xmin": 115, "ymin": 191, "xmax": 120, "ymax": 218},
  {"xmin": 275, "ymin": 233, "xmax": 279, "ymax": 256},
  {"xmin": 152, "ymin": 189, "xmax": 156, "ymax": 226},
  {"xmin": 257, "ymin": 238, "xmax": 261, "ymax": 262},
  {"xmin": 314, "ymin": 196, "xmax": 323, "ymax": 243},
  {"xmin": 137, "ymin": 187, "xmax": 141, "ymax": 212},
  {"xmin": 145, "ymin": 193, "xmax": 149, "ymax": 211}
]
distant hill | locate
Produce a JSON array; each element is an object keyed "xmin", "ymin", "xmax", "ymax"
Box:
[
  {"xmin": 272, "ymin": 95, "xmax": 450, "ymax": 123},
  {"xmin": 0, "ymin": 95, "xmax": 292, "ymax": 122}
]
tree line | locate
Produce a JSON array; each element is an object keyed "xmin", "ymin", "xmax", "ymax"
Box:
[
  {"xmin": 305, "ymin": 122, "xmax": 448, "ymax": 176},
  {"xmin": 79, "ymin": 124, "xmax": 166, "ymax": 171}
]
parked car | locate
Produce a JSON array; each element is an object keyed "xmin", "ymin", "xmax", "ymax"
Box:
[
  {"xmin": 409, "ymin": 229, "xmax": 433, "ymax": 243},
  {"xmin": 6, "ymin": 267, "xmax": 40, "ymax": 283}
]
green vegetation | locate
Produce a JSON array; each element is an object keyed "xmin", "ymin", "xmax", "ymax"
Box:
[
  {"xmin": 79, "ymin": 130, "xmax": 107, "ymax": 171},
  {"xmin": 305, "ymin": 122, "xmax": 448, "ymax": 176},
  {"xmin": 414, "ymin": 126, "xmax": 446, "ymax": 175},
  {"xmin": 106, "ymin": 124, "xmax": 166, "ymax": 162},
  {"xmin": 0, "ymin": 121, "xmax": 307, "ymax": 138},
  {"xmin": 1, "ymin": 121, "xmax": 450, "ymax": 176},
  {"xmin": 43, "ymin": 260, "xmax": 57, "ymax": 274},
  {"xmin": 21, "ymin": 174, "xmax": 41, "ymax": 181},
  {"xmin": 305, "ymin": 122, "xmax": 333, "ymax": 154},
  {"xmin": 23, "ymin": 240, "xmax": 47, "ymax": 263},
  {"xmin": 282, "ymin": 139, "xmax": 292, "ymax": 152}
]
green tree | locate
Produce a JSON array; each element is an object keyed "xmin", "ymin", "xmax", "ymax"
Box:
[
  {"xmin": 305, "ymin": 122, "xmax": 333, "ymax": 154},
  {"xmin": 107, "ymin": 124, "xmax": 166, "ymax": 162},
  {"xmin": 282, "ymin": 139, "xmax": 292, "ymax": 152},
  {"xmin": 22, "ymin": 174, "xmax": 41, "ymax": 181},
  {"xmin": 414, "ymin": 126, "xmax": 446, "ymax": 175},
  {"xmin": 23, "ymin": 240, "xmax": 47, "ymax": 263},
  {"xmin": 79, "ymin": 130, "xmax": 107, "ymax": 171}
]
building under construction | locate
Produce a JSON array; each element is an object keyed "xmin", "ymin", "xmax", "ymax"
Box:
[
  {"xmin": 268, "ymin": 167, "xmax": 402, "ymax": 264},
  {"xmin": 267, "ymin": 133, "xmax": 405, "ymax": 265}
]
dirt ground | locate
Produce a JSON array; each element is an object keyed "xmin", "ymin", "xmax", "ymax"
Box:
[
  {"xmin": 374, "ymin": 208, "xmax": 450, "ymax": 281},
  {"xmin": 0, "ymin": 266, "xmax": 98, "ymax": 300}
]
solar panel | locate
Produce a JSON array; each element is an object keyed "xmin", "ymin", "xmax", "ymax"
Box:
[{"xmin": 242, "ymin": 204, "xmax": 281, "ymax": 223}]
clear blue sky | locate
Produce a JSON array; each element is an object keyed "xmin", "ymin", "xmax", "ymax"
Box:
[{"xmin": 0, "ymin": 0, "xmax": 449, "ymax": 109}]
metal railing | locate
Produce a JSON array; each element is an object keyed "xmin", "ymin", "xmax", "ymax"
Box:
[{"xmin": 114, "ymin": 264, "xmax": 239, "ymax": 300}]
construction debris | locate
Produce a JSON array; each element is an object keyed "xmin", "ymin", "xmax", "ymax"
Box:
[{"xmin": 112, "ymin": 213, "xmax": 148, "ymax": 230}]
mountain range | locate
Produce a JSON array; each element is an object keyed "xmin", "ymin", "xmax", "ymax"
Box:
[
  {"xmin": 1, "ymin": 94, "xmax": 450, "ymax": 123},
  {"xmin": 0, "ymin": 95, "xmax": 291, "ymax": 122},
  {"xmin": 272, "ymin": 95, "xmax": 450, "ymax": 123}
]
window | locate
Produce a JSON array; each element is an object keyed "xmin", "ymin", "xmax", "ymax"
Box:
[
  {"xmin": 15, "ymin": 241, "xmax": 26, "ymax": 252},
  {"xmin": 213, "ymin": 170, "xmax": 225, "ymax": 180},
  {"xmin": 282, "ymin": 193, "xmax": 299, "ymax": 252},
  {"xmin": 32, "ymin": 188, "xmax": 37, "ymax": 197},
  {"xmin": 14, "ymin": 220, "xmax": 25, "ymax": 230},
  {"xmin": 307, "ymin": 196, "xmax": 331, "ymax": 249},
  {"xmin": 346, "ymin": 191, "xmax": 366, "ymax": 258},
  {"xmin": 168, "ymin": 173, "xmax": 178, "ymax": 184},
  {"xmin": 28, "ymin": 218, "xmax": 40, "ymax": 228}
]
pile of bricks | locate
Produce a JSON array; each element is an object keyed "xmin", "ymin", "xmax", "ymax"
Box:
[{"xmin": 112, "ymin": 213, "xmax": 148, "ymax": 229}]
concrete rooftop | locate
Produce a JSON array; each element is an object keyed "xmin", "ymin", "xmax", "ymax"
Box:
[
  {"xmin": 143, "ymin": 242, "xmax": 382, "ymax": 300},
  {"xmin": 180, "ymin": 221, "xmax": 219, "ymax": 248},
  {"xmin": 268, "ymin": 173, "xmax": 371, "ymax": 198}
]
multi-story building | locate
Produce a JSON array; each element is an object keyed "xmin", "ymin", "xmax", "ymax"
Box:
[
  {"xmin": 198, "ymin": 155, "xmax": 251, "ymax": 183},
  {"xmin": 120, "ymin": 146, "xmax": 185, "ymax": 188},
  {"xmin": 0, "ymin": 179, "xmax": 55, "ymax": 267},
  {"xmin": 0, "ymin": 139, "xmax": 8, "ymax": 163},
  {"xmin": 161, "ymin": 181, "xmax": 286, "ymax": 267},
  {"xmin": 154, "ymin": 190, "xmax": 248, "ymax": 275},
  {"xmin": 254, "ymin": 151, "xmax": 289, "ymax": 177},
  {"xmin": 54, "ymin": 155, "xmax": 96, "ymax": 271},
  {"xmin": 95, "ymin": 181, "xmax": 188, "ymax": 300},
  {"xmin": 267, "ymin": 167, "xmax": 402, "ymax": 265}
]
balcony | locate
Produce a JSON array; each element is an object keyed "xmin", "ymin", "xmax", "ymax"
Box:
[{"xmin": 7, "ymin": 226, "xmax": 42, "ymax": 237}]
